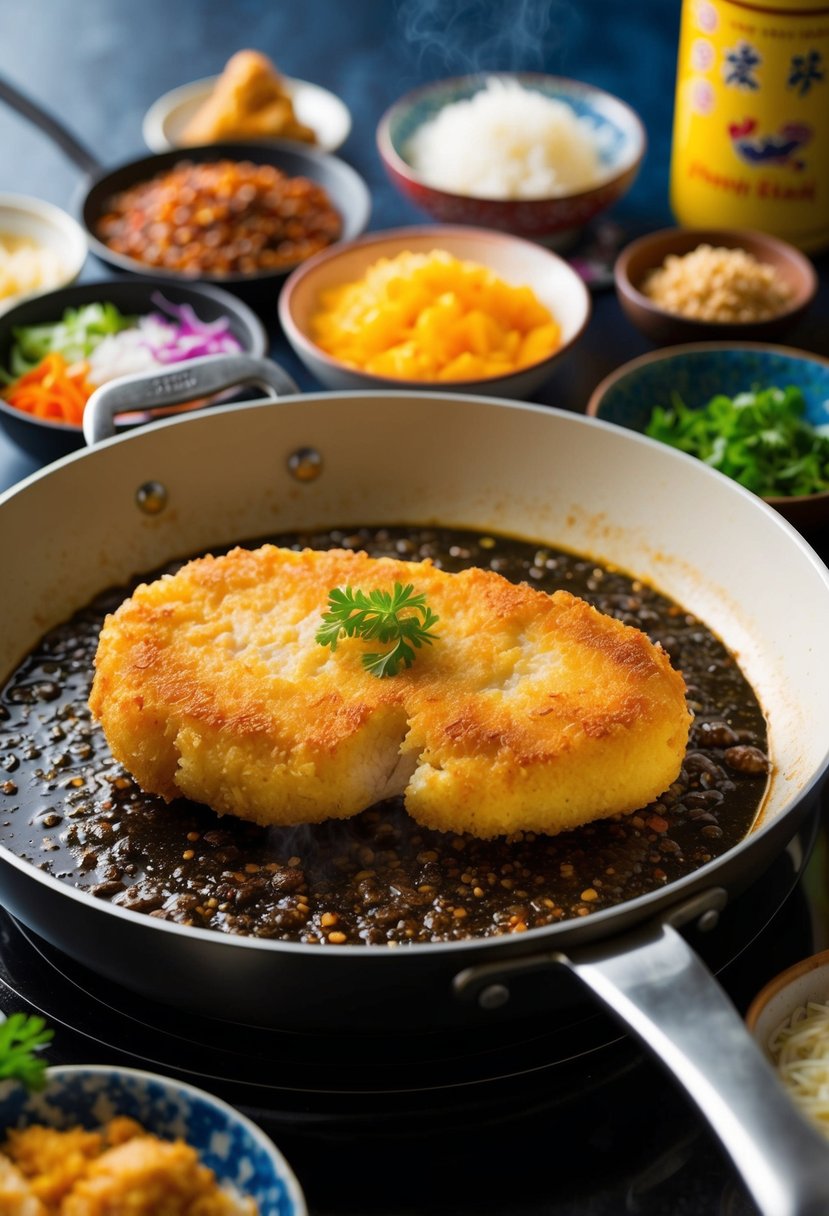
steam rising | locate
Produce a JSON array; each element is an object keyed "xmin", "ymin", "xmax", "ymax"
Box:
[{"xmin": 394, "ymin": 0, "xmax": 578, "ymax": 74}]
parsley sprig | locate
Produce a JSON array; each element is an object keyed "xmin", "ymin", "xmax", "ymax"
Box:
[
  {"xmin": 316, "ymin": 583, "xmax": 440, "ymax": 677},
  {"xmin": 645, "ymin": 385, "xmax": 829, "ymax": 498},
  {"xmin": 0, "ymin": 1012, "xmax": 53, "ymax": 1090}
]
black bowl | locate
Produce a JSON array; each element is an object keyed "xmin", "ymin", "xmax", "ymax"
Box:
[
  {"xmin": 0, "ymin": 277, "xmax": 268, "ymax": 463},
  {"xmin": 79, "ymin": 140, "xmax": 372, "ymax": 308}
]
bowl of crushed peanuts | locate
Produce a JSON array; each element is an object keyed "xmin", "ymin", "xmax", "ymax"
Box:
[
  {"xmin": 614, "ymin": 227, "xmax": 817, "ymax": 345},
  {"xmin": 0, "ymin": 1060, "xmax": 307, "ymax": 1215},
  {"xmin": 278, "ymin": 224, "xmax": 591, "ymax": 397}
]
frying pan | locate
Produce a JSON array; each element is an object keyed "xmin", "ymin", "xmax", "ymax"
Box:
[
  {"xmin": 0, "ymin": 77, "xmax": 371, "ymax": 302},
  {"xmin": 2, "ymin": 356, "xmax": 829, "ymax": 1214}
]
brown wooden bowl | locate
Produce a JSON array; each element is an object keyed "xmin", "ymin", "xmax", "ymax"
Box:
[{"xmin": 614, "ymin": 227, "xmax": 817, "ymax": 346}]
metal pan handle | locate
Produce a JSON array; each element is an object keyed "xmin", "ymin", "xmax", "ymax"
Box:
[
  {"xmin": 562, "ymin": 922, "xmax": 829, "ymax": 1216},
  {"xmin": 0, "ymin": 75, "xmax": 101, "ymax": 178},
  {"xmin": 82, "ymin": 354, "xmax": 300, "ymax": 446},
  {"xmin": 455, "ymin": 898, "xmax": 829, "ymax": 1216}
]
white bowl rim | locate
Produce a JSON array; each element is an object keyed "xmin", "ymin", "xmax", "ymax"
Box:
[
  {"xmin": 143, "ymin": 73, "xmax": 352, "ymax": 154},
  {"xmin": 279, "ymin": 222, "xmax": 592, "ymax": 389},
  {"xmin": 0, "ymin": 193, "xmax": 87, "ymax": 267},
  {"xmin": 376, "ymin": 71, "xmax": 647, "ymax": 204},
  {"xmin": 746, "ymin": 949, "xmax": 829, "ymax": 1054},
  {"xmin": 11, "ymin": 1063, "xmax": 309, "ymax": 1215}
]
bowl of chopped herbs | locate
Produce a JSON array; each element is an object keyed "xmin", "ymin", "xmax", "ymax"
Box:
[{"xmin": 586, "ymin": 342, "xmax": 829, "ymax": 530}]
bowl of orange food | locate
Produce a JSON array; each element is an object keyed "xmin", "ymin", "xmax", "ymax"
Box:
[
  {"xmin": 0, "ymin": 1062, "xmax": 307, "ymax": 1214},
  {"xmin": 278, "ymin": 225, "xmax": 591, "ymax": 397}
]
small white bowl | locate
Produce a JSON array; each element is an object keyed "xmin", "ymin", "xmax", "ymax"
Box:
[
  {"xmin": 747, "ymin": 949, "xmax": 829, "ymax": 1062},
  {"xmin": 279, "ymin": 224, "xmax": 591, "ymax": 398},
  {"xmin": 0, "ymin": 1063, "xmax": 307, "ymax": 1215},
  {"xmin": 143, "ymin": 75, "xmax": 352, "ymax": 153},
  {"xmin": 0, "ymin": 194, "xmax": 87, "ymax": 314}
]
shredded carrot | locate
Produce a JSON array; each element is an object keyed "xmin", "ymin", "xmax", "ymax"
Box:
[{"xmin": 1, "ymin": 352, "xmax": 93, "ymax": 426}]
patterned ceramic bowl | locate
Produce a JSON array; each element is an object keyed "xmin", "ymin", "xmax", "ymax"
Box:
[
  {"xmin": 376, "ymin": 74, "xmax": 645, "ymax": 247},
  {"xmin": 279, "ymin": 224, "xmax": 591, "ymax": 398},
  {"xmin": 586, "ymin": 342, "xmax": 829, "ymax": 530},
  {"xmin": 0, "ymin": 1064, "xmax": 307, "ymax": 1215}
]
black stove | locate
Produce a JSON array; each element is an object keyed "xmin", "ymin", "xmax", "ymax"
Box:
[{"xmin": 0, "ymin": 812, "xmax": 824, "ymax": 1216}]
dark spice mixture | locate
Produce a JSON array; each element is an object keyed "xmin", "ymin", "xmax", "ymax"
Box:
[{"xmin": 0, "ymin": 526, "xmax": 769, "ymax": 946}]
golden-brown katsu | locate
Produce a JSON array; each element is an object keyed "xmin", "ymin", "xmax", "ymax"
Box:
[{"xmin": 89, "ymin": 545, "xmax": 691, "ymax": 839}]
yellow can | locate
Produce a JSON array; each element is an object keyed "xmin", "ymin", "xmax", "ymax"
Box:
[{"xmin": 670, "ymin": 0, "xmax": 829, "ymax": 251}]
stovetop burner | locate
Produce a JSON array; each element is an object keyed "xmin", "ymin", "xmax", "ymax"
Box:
[{"xmin": 0, "ymin": 816, "xmax": 823, "ymax": 1216}]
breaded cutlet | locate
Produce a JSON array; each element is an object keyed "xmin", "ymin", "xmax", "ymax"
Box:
[{"xmin": 89, "ymin": 545, "xmax": 691, "ymax": 839}]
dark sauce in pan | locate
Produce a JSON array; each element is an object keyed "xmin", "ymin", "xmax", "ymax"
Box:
[{"xmin": 0, "ymin": 525, "xmax": 769, "ymax": 946}]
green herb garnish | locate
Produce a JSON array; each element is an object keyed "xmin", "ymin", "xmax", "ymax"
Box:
[
  {"xmin": 644, "ymin": 384, "xmax": 829, "ymax": 498},
  {"xmin": 0, "ymin": 1013, "xmax": 53, "ymax": 1091},
  {"xmin": 316, "ymin": 583, "xmax": 440, "ymax": 678}
]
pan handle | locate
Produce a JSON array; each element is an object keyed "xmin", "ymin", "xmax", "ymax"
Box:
[
  {"xmin": 0, "ymin": 75, "xmax": 102, "ymax": 178},
  {"xmin": 82, "ymin": 354, "xmax": 300, "ymax": 446},
  {"xmin": 559, "ymin": 921, "xmax": 829, "ymax": 1216}
]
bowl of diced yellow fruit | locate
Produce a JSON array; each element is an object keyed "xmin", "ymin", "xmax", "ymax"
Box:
[{"xmin": 278, "ymin": 225, "xmax": 591, "ymax": 398}]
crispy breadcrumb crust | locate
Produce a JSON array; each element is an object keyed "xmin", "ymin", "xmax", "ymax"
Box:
[{"xmin": 89, "ymin": 546, "xmax": 691, "ymax": 839}]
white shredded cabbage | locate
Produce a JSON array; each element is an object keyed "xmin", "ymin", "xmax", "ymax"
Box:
[{"xmin": 769, "ymin": 1000, "xmax": 829, "ymax": 1136}]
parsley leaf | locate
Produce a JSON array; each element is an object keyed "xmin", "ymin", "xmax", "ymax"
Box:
[
  {"xmin": 316, "ymin": 583, "xmax": 440, "ymax": 677},
  {"xmin": 0, "ymin": 1012, "xmax": 53, "ymax": 1090}
]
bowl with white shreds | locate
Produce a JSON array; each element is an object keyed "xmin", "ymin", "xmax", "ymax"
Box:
[{"xmin": 746, "ymin": 951, "xmax": 829, "ymax": 1147}]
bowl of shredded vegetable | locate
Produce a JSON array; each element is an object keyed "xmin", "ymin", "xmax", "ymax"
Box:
[
  {"xmin": 0, "ymin": 277, "xmax": 267, "ymax": 460},
  {"xmin": 585, "ymin": 341, "xmax": 829, "ymax": 530},
  {"xmin": 746, "ymin": 950, "xmax": 829, "ymax": 1146}
]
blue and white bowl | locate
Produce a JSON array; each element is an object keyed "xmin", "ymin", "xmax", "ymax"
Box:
[
  {"xmin": 0, "ymin": 1065, "xmax": 307, "ymax": 1216},
  {"xmin": 586, "ymin": 341, "xmax": 829, "ymax": 529},
  {"xmin": 377, "ymin": 73, "xmax": 645, "ymax": 245}
]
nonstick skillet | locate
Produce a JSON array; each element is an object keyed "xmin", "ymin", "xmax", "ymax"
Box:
[
  {"xmin": 0, "ymin": 77, "xmax": 371, "ymax": 301},
  {"xmin": 1, "ymin": 356, "xmax": 829, "ymax": 1214}
]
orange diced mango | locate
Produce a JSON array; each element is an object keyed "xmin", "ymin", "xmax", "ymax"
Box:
[{"xmin": 310, "ymin": 250, "xmax": 561, "ymax": 382}]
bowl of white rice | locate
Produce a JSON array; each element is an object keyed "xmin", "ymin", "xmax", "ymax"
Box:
[{"xmin": 377, "ymin": 73, "xmax": 645, "ymax": 245}]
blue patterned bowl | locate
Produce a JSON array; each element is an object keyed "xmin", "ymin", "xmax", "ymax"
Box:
[
  {"xmin": 377, "ymin": 73, "xmax": 645, "ymax": 245},
  {"xmin": 586, "ymin": 342, "xmax": 829, "ymax": 530},
  {"xmin": 0, "ymin": 1065, "xmax": 307, "ymax": 1215}
]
